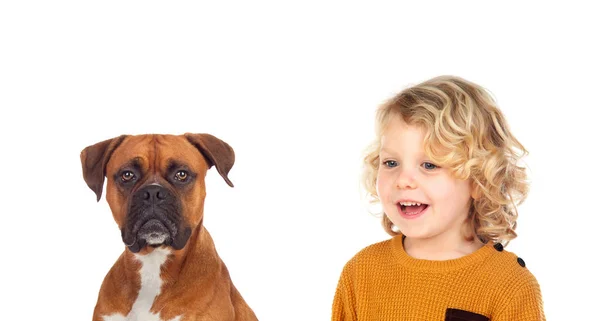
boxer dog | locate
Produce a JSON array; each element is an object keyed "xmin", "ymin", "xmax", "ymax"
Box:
[{"xmin": 81, "ymin": 133, "xmax": 257, "ymax": 321}]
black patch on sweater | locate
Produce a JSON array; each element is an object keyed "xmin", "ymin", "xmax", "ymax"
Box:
[{"xmin": 445, "ymin": 308, "xmax": 489, "ymax": 321}]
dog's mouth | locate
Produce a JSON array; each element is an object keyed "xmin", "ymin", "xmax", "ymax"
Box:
[
  {"xmin": 123, "ymin": 217, "xmax": 174, "ymax": 252},
  {"xmin": 122, "ymin": 216, "xmax": 192, "ymax": 253},
  {"xmin": 138, "ymin": 219, "xmax": 172, "ymax": 246}
]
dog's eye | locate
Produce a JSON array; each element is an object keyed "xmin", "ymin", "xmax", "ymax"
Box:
[
  {"xmin": 121, "ymin": 171, "xmax": 136, "ymax": 182},
  {"xmin": 175, "ymin": 170, "xmax": 189, "ymax": 181}
]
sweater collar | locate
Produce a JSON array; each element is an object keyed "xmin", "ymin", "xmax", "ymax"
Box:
[{"xmin": 391, "ymin": 234, "xmax": 496, "ymax": 272}]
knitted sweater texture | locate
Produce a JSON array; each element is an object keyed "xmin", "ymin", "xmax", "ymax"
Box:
[{"xmin": 332, "ymin": 235, "xmax": 545, "ymax": 320}]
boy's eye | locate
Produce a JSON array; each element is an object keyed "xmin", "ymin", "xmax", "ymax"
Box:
[
  {"xmin": 383, "ymin": 160, "xmax": 398, "ymax": 168},
  {"xmin": 422, "ymin": 162, "xmax": 438, "ymax": 170}
]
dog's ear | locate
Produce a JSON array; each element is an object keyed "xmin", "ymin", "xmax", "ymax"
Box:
[
  {"xmin": 80, "ymin": 135, "xmax": 128, "ymax": 201},
  {"xmin": 184, "ymin": 133, "xmax": 235, "ymax": 187}
]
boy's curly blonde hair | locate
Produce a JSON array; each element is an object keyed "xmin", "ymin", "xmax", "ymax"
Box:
[{"xmin": 362, "ymin": 75, "xmax": 529, "ymax": 246}]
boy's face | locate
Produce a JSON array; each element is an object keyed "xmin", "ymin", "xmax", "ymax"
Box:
[{"xmin": 376, "ymin": 117, "xmax": 473, "ymax": 242}]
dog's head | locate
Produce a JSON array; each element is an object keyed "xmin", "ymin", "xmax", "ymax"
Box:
[{"xmin": 80, "ymin": 133, "xmax": 234, "ymax": 253}]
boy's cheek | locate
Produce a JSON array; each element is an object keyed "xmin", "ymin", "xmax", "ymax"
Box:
[{"xmin": 375, "ymin": 175, "xmax": 390, "ymax": 200}]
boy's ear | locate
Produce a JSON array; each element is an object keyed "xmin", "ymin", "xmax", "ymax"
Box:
[{"xmin": 470, "ymin": 180, "xmax": 483, "ymax": 200}]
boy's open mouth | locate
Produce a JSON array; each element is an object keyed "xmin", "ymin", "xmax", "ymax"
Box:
[{"xmin": 398, "ymin": 202, "xmax": 429, "ymax": 215}]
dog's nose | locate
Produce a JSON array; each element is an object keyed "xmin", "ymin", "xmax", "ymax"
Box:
[{"xmin": 139, "ymin": 185, "xmax": 168, "ymax": 204}]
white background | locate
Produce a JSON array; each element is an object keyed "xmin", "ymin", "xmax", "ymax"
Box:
[{"xmin": 1, "ymin": 1, "xmax": 598, "ymax": 320}]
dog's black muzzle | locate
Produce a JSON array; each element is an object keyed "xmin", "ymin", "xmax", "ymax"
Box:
[{"xmin": 121, "ymin": 184, "xmax": 191, "ymax": 253}]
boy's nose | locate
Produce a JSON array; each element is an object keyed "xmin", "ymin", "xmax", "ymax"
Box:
[{"xmin": 395, "ymin": 171, "xmax": 417, "ymax": 189}]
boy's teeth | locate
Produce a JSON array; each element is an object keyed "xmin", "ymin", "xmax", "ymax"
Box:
[{"xmin": 400, "ymin": 202, "xmax": 421, "ymax": 206}]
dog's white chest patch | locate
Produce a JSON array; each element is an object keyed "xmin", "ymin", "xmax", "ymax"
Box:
[{"xmin": 103, "ymin": 248, "xmax": 182, "ymax": 321}]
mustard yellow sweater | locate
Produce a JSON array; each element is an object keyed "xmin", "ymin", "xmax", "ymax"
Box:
[{"xmin": 332, "ymin": 235, "xmax": 545, "ymax": 321}]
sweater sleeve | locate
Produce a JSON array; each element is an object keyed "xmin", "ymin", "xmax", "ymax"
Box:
[
  {"xmin": 494, "ymin": 277, "xmax": 545, "ymax": 321},
  {"xmin": 331, "ymin": 264, "xmax": 357, "ymax": 321}
]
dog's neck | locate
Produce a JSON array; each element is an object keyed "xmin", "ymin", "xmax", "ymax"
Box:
[
  {"xmin": 123, "ymin": 224, "xmax": 219, "ymax": 287},
  {"xmin": 107, "ymin": 224, "xmax": 220, "ymax": 320},
  {"xmin": 103, "ymin": 247, "xmax": 177, "ymax": 321}
]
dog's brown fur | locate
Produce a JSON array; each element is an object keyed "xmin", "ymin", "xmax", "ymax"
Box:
[{"xmin": 81, "ymin": 133, "xmax": 257, "ymax": 321}]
